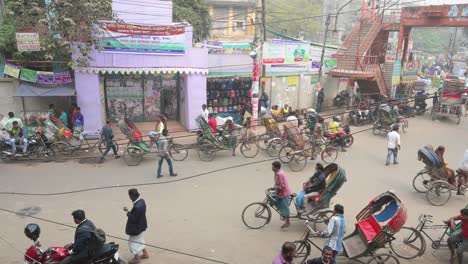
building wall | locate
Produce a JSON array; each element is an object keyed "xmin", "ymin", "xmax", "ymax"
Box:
[
  {"xmin": 208, "ymin": 5, "xmax": 255, "ymax": 41},
  {"xmin": 112, "ymin": 0, "xmax": 173, "ymax": 25}
]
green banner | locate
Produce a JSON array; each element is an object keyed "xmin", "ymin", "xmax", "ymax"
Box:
[
  {"xmin": 20, "ymin": 68, "xmax": 38, "ymax": 82},
  {"xmin": 324, "ymin": 59, "xmax": 337, "ymax": 68}
]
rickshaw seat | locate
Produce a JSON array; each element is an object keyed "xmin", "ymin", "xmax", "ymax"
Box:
[
  {"xmin": 375, "ymin": 200, "xmax": 398, "ymax": 222},
  {"xmin": 356, "ymin": 215, "xmax": 382, "ymax": 242}
]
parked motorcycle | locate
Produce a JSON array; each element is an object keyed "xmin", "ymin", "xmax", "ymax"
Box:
[
  {"xmin": 333, "ymin": 90, "xmax": 350, "ymax": 107},
  {"xmin": 323, "ymin": 125, "xmax": 354, "ymax": 148},
  {"xmin": 349, "ymin": 103, "xmax": 374, "ymax": 126},
  {"xmin": 24, "ymin": 223, "xmax": 125, "ymax": 264},
  {"xmin": 0, "ymin": 129, "xmax": 55, "ymax": 161}
]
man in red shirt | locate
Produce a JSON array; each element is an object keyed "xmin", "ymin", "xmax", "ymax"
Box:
[
  {"xmin": 208, "ymin": 114, "xmax": 217, "ymax": 133},
  {"xmin": 448, "ymin": 208, "xmax": 468, "ymax": 264}
]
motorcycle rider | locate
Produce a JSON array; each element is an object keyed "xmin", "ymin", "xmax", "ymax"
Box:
[
  {"xmin": 329, "ymin": 116, "xmax": 346, "ymax": 152},
  {"xmin": 6, "ymin": 121, "xmax": 28, "ymax": 155},
  {"xmin": 60, "ymin": 210, "xmax": 98, "ymax": 264}
]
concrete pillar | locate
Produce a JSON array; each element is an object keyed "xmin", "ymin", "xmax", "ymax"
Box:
[{"xmin": 74, "ymin": 71, "xmax": 104, "ymax": 133}]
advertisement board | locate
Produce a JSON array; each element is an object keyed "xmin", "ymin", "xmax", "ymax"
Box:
[{"xmin": 263, "ymin": 40, "xmax": 309, "ymax": 65}]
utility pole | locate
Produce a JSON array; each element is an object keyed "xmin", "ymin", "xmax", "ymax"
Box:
[
  {"xmin": 318, "ymin": 14, "xmax": 331, "ymax": 85},
  {"xmin": 250, "ymin": 0, "xmax": 264, "ymax": 130}
]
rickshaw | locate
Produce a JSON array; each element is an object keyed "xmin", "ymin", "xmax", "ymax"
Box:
[
  {"xmin": 195, "ymin": 115, "xmax": 258, "ymax": 161},
  {"xmin": 300, "ymin": 108, "xmax": 320, "ymax": 139},
  {"xmin": 412, "ymin": 146, "xmax": 466, "ymax": 206},
  {"xmin": 372, "ymin": 104, "xmax": 408, "ymax": 135},
  {"xmin": 118, "ymin": 118, "xmax": 188, "ymax": 166},
  {"xmin": 431, "ymin": 78, "xmax": 465, "ymax": 125},
  {"xmin": 278, "ymin": 122, "xmax": 338, "ymax": 172},
  {"xmin": 256, "ymin": 117, "xmax": 282, "ymax": 151},
  {"xmin": 294, "ymin": 191, "xmax": 407, "ymax": 264},
  {"xmin": 241, "ymin": 163, "xmax": 346, "ymax": 229},
  {"xmin": 43, "ymin": 116, "xmax": 77, "ymax": 158}
]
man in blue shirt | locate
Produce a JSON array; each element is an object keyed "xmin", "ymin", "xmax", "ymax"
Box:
[
  {"xmin": 99, "ymin": 120, "xmax": 120, "ymax": 163},
  {"xmin": 319, "ymin": 204, "xmax": 346, "ymax": 262}
]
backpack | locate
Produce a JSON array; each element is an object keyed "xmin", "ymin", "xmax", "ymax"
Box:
[{"xmin": 89, "ymin": 228, "xmax": 106, "ymax": 252}]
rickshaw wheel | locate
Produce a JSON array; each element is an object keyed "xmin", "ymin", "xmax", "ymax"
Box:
[
  {"xmin": 257, "ymin": 134, "xmax": 271, "ymax": 150},
  {"xmin": 389, "ymin": 227, "xmax": 426, "ymax": 259},
  {"xmin": 241, "ymin": 202, "xmax": 271, "ymax": 229},
  {"xmin": 169, "ymin": 143, "xmax": 188, "ymax": 161},
  {"xmin": 50, "ymin": 142, "xmax": 73, "ymax": 162},
  {"xmin": 267, "ymin": 138, "xmax": 283, "ymax": 157},
  {"xmin": 312, "ymin": 209, "xmax": 333, "ymax": 230},
  {"xmin": 279, "ymin": 145, "xmax": 294, "ymax": 163},
  {"xmin": 198, "ymin": 143, "xmax": 216, "ymax": 162},
  {"xmin": 240, "ymin": 141, "xmax": 259, "ymax": 158},
  {"xmin": 289, "ymin": 153, "xmax": 307, "ymax": 172},
  {"xmin": 412, "ymin": 171, "xmax": 431, "ymax": 193},
  {"xmin": 123, "ymin": 146, "xmax": 144, "ymax": 166},
  {"xmin": 68, "ymin": 137, "xmax": 82, "ymax": 150},
  {"xmin": 372, "ymin": 123, "xmax": 379, "ymax": 135},
  {"xmin": 321, "ymin": 146, "xmax": 337, "ymax": 164},
  {"xmin": 37, "ymin": 146, "xmax": 56, "ymax": 162},
  {"xmin": 293, "ymin": 240, "xmax": 311, "ymax": 264},
  {"xmin": 426, "ymin": 180, "xmax": 452, "ymax": 206},
  {"xmin": 367, "ymin": 253, "xmax": 400, "ymax": 264},
  {"xmin": 98, "ymin": 140, "xmax": 119, "ymax": 154}
]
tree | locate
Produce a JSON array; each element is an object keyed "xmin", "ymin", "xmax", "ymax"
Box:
[
  {"xmin": 266, "ymin": 0, "xmax": 321, "ymax": 41},
  {"xmin": 0, "ymin": 0, "xmax": 113, "ymax": 68},
  {"xmin": 173, "ymin": 0, "xmax": 211, "ymax": 42},
  {"xmin": 411, "ymin": 27, "xmax": 463, "ymax": 54}
]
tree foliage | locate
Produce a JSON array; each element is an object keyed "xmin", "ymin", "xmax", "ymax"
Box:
[
  {"xmin": 173, "ymin": 0, "xmax": 211, "ymax": 42},
  {"xmin": 0, "ymin": 0, "xmax": 112, "ymax": 68},
  {"xmin": 266, "ymin": 0, "xmax": 321, "ymax": 41},
  {"xmin": 411, "ymin": 27, "xmax": 463, "ymax": 54}
]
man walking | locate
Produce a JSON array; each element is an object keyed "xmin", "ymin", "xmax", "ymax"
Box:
[
  {"xmin": 99, "ymin": 120, "xmax": 120, "ymax": 163},
  {"xmin": 157, "ymin": 129, "xmax": 177, "ymax": 178},
  {"xmin": 319, "ymin": 204, "xmax": 346, "ymax": 262},
  {"xmin": 386, "ymin": 125, "xmax": 400, "ymax": 166},
  {"xmin": 124, "ymin": 189, "xmax": 149, "ymax": 264},
  {"xmin": 316, "ymin": 89, "xmax": 325, "ymax": 112}
]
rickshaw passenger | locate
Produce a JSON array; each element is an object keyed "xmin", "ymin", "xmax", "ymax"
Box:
[
  {"xmin": 435, "ymin": 146, "xmax": 456, "ymax": 185},
  {"xmin": 447, "ymin": 208, "xmax": 468, "ymax": 264},
  {"xmin": 296, "ymin": 163, "xmax": 326, "ymax": 210},
  {"xmin": 313, "ymin": 117, "xmax": 325, "ymax": 138},
  {"xmin": 222, "ymin": 119, "xmax": 241, "ymax": 156}
]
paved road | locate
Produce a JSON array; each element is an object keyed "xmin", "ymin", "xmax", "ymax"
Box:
[{"xmin": 0, "ymin": 113, "xmax": 467, "ymax": 264}]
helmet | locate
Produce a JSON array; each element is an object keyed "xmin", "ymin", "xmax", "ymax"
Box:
[
  {"xmin": 35, "ymin": 129, "xmax": 44, "ymax": 135},
  {"xmin": 24, "ymin": 223, "xmax": 40, "ymax": 241},
  {"xmin": 333, "ymin": 116, "xmax": 341, "ymax": 122}
]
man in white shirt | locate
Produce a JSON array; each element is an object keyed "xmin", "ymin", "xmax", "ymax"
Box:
[
  {"xmin": 1, "ymin": 112, "xmax": 23, "ymax": 130},
  {"xmin": 386, "ymin": 125, "xmax": 401, "ymax": 166},
  {"xmin": 201, "ymin": 104, "xmax": 209, "ymax": 122}
]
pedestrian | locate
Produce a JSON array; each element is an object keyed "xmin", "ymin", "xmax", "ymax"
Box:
[
  {"xmin": 1, "ymin": 112, "xmax": 23, "ymax": 131},
  {"xmin": 99, "ymin": 120, "xmax": 120, "ymax": 163},
  {"xmin": 316, "ymin": 89, "xmax": 325, "ymax": 112},
  {"xmin": 271, "ymin": 161, "xmax": 292, "ymax": 228},
  {"xmin": 447, "ymin": 208, "xmax": 468, "ymax": 264},
  {"xmin": 73, "ymin": 107, "xmax": 84, "ymax": 138},
  {"xmin": 48, "ymin": 104, "xmax": 56, "ymax": 117},
  {"xmin": 59, "ymin": 109, "xmax": 69, "ymax": 127},
  {"xmin": 201, "ymin": 104, "xmax": 209, "ymax": 121},
  {"xmin": 124, "ymin": 189, "xmax": 149, "ymax": 264},
  {"xmin": 260, "ymin": 89, "xmax": 269, "ymax": 109},
  {"xmin": 319, "ymin": 204, "xmax": 346, "ymax": 262},
  {"xmin": 386, "ymin": 125, "xmax": 400, "ymax": 166},
  {"xmin": 272, "ymin": 241, "xmax": 296, "ymax": 264},
  {"xmin": 157, "ymin": 129, "xmax": 177, "ymax": 178},
  {"xmin": 70, "ymin": 103, "xmax": 78, "ymax": 129},
  {"xmin": 306, "ymin": 246, "xmax": 334, "ymax": 264},
  {"xmin": 432, "ymin": 92, "xmax": 439, "ymax": 106}
]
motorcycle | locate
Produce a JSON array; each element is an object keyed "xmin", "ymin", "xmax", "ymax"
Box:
[
  {"xmin": 414, "ymin": 94, "xmax": 428, "ymax": 115},
  {"xmin": 323, "ymin": 125, "xmax": 354, "ymax": 148},
  {"xmin": 0, "ymin": 129, "xmax": 55, "ymax": 161},
  {"xmin": 333, "ymin": 90, "xmax": 350, "ymax": 107},
  {"xmin": 349, "ymin": 103, "xmax": 374, "ymax": 126},
  {"xmin": 24, "ymin": 223, "xmax": 125, "ymax": 264}
]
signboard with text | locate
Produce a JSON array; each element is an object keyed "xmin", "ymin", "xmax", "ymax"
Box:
[
  {"xmin": 16, "ymin": 32, "xmax": 41, "ymax": 52},
  {"xmin": 262, "ymin": 39, "xmax": 309, "ymax": 65}
]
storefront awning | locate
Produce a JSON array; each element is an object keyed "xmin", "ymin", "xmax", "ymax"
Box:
[
  {"xmin": 74, "ymin": 67, "xmax": 208, "ymax": 75},
  {"xmin": 16, "ymin": 82, "xmax": 76, "ymax": 97}
]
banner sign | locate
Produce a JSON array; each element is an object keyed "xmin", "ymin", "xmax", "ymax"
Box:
[
  {"xmin": 391, "ymin": 59, "xmax": 402, "ymax": 85},
  {"xmin": 262, "ymin": 39, "xmax": 309, "ymax": 65},
  {"xmin": 37, "ymin": 71, "xmax": 55, "ymax": 84},
  {"xmin": 16, "ymin": 32, "xmax": 41, "ymax": 51},
  {"xmin": 20, "ymin": 68, "xmax": 38, "ymax": 82},
  {"xmin": 54, "ymin": 71, "xmax": 72, "ymax": 84},
  {"xmin": 4, "ymin": 63, "xmax": 21, "ymax": 78},
  {"xmin": 0, "ymin": 54, "xmax": 4, "ymax": 79},
  {"xmin": 324, "ymin": 59, "xmax": 337, "ymax": 69},
  {"xmin": 99, "ymin": 22, "xmax": 186, "ymax": 55},
  {"xmin": 402, "ymin": 61, "xmax": 418, "ymax": 83}
]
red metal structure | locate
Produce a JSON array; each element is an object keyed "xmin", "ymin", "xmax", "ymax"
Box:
[{"xmin": 330, "ymin": 1, "xmax": 468, "ymax": 98}]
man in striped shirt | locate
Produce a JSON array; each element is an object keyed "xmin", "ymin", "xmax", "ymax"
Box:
[{"xmin": 319, "ymin": 204, "xmax": 346, "ymax": 262}]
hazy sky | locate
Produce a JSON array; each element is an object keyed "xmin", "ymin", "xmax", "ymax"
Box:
[{"xmin": 415, "ymin": 0, "xmax": 468, "ymax": 4}]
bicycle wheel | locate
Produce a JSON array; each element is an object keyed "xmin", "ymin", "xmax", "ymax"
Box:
[
  {"xmin": 289, "ymin": 153, "xmax": 307, "ymax": 172},
  {"xmin": 68, "ymin": 136, "xmax": 82, "ymax": 150},
  {"xmin": 169, "ymin": 143, "xmax": 188, "ymax": 161},
  {"xmin": 257, "ymin": 134, "xmax": 270, "ymax": 150},
  {"xmin": 367, "ymin": 253, "xmax": 400, "ymax": 264},
  {"xmin": 279, "ymin": 145, "xmax": 294, "ymax": 163},
  {"xmin": 267, "ymin": 138, "xmax": 283, "ymax": 157},
  {"xmin": 412, "ymin": 171, "xmax": 431, "ymax": 193},
  {"xmin": 426, "ymin": 180, "xmax": 452, "ymax": 206},
  {"xmin": 293, "ymin": 240, "xmax": 311, "ymax": 264},
  {"xmin": 389, "ymin": 227, "xmax": 426, "ymax": 259},
  {"xmin": 123, "ymin": 146, "xmax": 144, "ymax": 166},
  {"xmin": 50, "ymin": 141, "xmax": 74, "ymax": 156},
  {"xmin": 241, "ymin": 202, "xmax": 271, "ymax": 229},
  {"xmin": 312, "ymin": 210, "xmax": 333, "ymax": 230},
  {"xmin": 198, "ymin": 143, "xmax": 216, "ymax": 162},
  {"xmin": 321, "ymin": 145, "xmax": 338, "ymax": 164},
  {"xmin": 240, "ymin": 141, "xmax": 259, "ymax": 158}
]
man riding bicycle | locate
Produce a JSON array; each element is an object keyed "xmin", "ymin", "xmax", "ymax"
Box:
[{"xmin": 448, "ymin": 208, "xmax": 468, "ymax": 264}]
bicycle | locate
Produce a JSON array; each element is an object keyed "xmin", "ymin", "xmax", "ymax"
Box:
[{"xmin": 74, "ymin": 130, "xmax": 119, "ymax": 154}]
